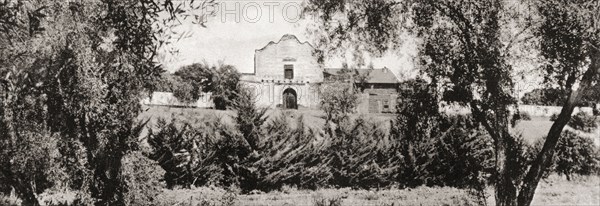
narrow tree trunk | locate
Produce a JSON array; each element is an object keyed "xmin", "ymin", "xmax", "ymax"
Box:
[
  {"xmin": 93, "ymin": 154, "xmax": 125, "ymax": 206},
  {"xmin": 516, "ymin": 104, "xmax": 575, "ymax": 205},
  {"xmin": 493, "ymin": 111, "xmax": 520, "ymax": 206},
  {"xmin": 517, "ymin": 51, "xmax": 599, "ymax": 206}
]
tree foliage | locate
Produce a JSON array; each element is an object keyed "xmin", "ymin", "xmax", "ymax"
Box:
[
  {"xmin": 521, "ymin": 88, "xmax": 567, "ymax": 106},
  {"xmin": 319, "ymin": 81, "xmax": 359, "ymax": 124},
  {"xmin": 174, "ymin": 62, "xmax": 241, "ymax": 109},
  {"xmin": 304, "ymin": 0, "xmax": 600, "ymax": 205},
  {"xmin": 392, "ymin": 78, "xmax": 494, "ymax": 199},
  {"xmin": 231, "ymin": 86, "xmax": 268, "ymax": 151},
  {"xmin": 319, "ymin": 65, "xmax": 369, "ymax": 124},
  {"xmin": 521, "ymin": 86, "xmax": 599, "ymax": 106},
  {"xmin": 0, "ymin": 0, "xmax": 215, "ymax": 205}
]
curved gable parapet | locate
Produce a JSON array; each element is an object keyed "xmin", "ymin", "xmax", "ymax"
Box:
[
  {"xmin": 255, "ymin": 34, "xmax": 315, "ymax": 53},
  {"xmin": 253, "ymin": 34, "xmax": 323, "ymax": 82}
]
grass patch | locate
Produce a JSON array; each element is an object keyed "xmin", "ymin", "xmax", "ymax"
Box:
[{"xmin": 153, "ymin": 175, "xmax": 599, "ymax": 206}]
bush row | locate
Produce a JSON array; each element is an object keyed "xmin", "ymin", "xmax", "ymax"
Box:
[
  {"xmin": 145, "ymin": 113, "xmax": 497, "ymax": 192},
  {"xmin": 145, "ymin": 114, "xmax": 600, "ymax": 194}
]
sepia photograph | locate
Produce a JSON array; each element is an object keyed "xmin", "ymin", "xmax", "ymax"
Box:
[{"xmin": 0, "ymin": 0, "xmax": 599, "ymax": 205}]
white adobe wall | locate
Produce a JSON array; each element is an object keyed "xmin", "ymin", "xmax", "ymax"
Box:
[
  {"xmin": 141, "ymin": 92, "xmax": 213, "ymax": 108},
  {"xmin": 253, "ymin": 35, "xmax": 323, "ymax": 83},
  {"xmin": 243, "ymin": 81, "xmax": 321, "ymax": 109}
]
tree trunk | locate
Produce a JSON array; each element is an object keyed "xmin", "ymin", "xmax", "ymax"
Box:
[
  {"xmin": 492, "ymin": 110, "xmax": 520, "ymax": 206},
  {"xmin": 93, "ymin": 154, "xmax": 125, "ymax": 206},
  {"xmin": 517, "ymin": 51, "xmax": 599, "ymax": 206},
  {"xmin": 17, "ymin": 185, "xmax": 40, "ymax": 206},
  {"xmin": 495, "ymin": 148, "xmax": 518, "ymax": 206}
]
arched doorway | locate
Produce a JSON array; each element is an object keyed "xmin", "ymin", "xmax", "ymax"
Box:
[{"xmin": 282, "ymin": 88, "xmax": 298, "ymax": 109}]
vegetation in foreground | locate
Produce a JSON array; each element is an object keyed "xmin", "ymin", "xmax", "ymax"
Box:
[
  {"xmin": 159, "ymin": 174, "xmax": 600, "ymax": 206},
  {"xmin": 6, "ymin": 174, "xmax": 594, "ymax": 206}
]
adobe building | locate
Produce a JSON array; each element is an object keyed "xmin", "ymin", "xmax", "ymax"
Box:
[{"xmin": 241, "ymin": 34, "xmax": 400, "ymax": 113}]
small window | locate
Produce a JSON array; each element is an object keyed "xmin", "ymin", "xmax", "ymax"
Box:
[
  {"xmin": 383, "ymin": 100, "xmax": 390, "ymax": 109},
  {"xmin": 284, "ymin": 65, "xmax": 294, "ymax": 79}
]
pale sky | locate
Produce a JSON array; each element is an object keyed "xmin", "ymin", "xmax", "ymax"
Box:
[{"xmin": 159, "ymin": 0, "xmax": 418, "ymax": 80}]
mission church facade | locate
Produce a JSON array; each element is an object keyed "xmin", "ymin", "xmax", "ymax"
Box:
[{"xmin": 241, "ymin": 34, "xmax": 400, "ymax": 113}]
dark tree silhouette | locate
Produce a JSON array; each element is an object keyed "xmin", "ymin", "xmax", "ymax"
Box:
[{"xmin": 174, "ymin": 63, "xmax": 241, "ymax": 110}]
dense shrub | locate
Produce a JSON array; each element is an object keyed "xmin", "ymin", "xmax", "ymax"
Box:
[
  {"xmin": 554, "ymin": 132, "xmax": 600, "ymax": 179},
  {"xmin": 240, "ymin": 114, "xmax": 327, "ymax": 190},
  {"xmin": 324, "ymin": 117, "xmax": 398, "ymax": 188},
  {"xmin": 390, "ymin": 114, "xmax": 494, "ymax": 189},
  {"xmin": 147, "ymin": 117, "xmax": 232, "ymax": 188},
  {"xmin": 568, "ymin": 111, "xmax": 598, "ymax": 132},
  {"xmin": 232, "ymin": 87, "xmax": 268, "ymax": 151},
  {"xmin": 147, "ymin": 112, "xmax": 497, "ymax": 192},
  {"xmin": 392, "ymin": 79, "xmax": 441, "ymax": 187},
  {"xmin": 393, "ymin": 79, "xmax": 494, "ymax": 190},
  {"xmin": 147, "ymin": 112, "xmax": 400, "ymax": 191},
  {"xmin": 425, "ymin": 115, "xmax": 495, "ymax": 188},
  {"xmin": 148, "ymin": 87, "xmax": 269, "ymax": 190},
  {"xmin": 0, "ymin": 125, "xmax": 65, "ymax": 205},
  {"xmin": 147, "ymin": 83, "xmax": 498, "ymax": 193},
  {"xmin": 122, "ymin": 151, "xmax": 166, "ymax": 206},
  {"xmin": 530, "ymin": 131, "xmax": 600, "ymax": 180}
]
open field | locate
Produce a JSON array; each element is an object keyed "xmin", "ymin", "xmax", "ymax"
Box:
[
  {"xmin": 139, "ymin": 106, "xmax": 598, "ymax": 145},
  {"xmin": 526, "ymin": 175, "xmax": 600, "ymax": 206},
  {"xmin": 138, "ymin": 106, "xmax": 394, "ymax": 134},
  {"xmin": 153, "ymin": 175, "xmax": 599, "ymax": 206},
  {"xmin": 513, "ymin": 116, "xmax": 600, "ymax": 146}
]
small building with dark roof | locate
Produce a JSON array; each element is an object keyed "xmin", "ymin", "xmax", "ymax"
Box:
[{"xmin": 323, "ymin": 67, "xmax": 399, "ymax": 113}]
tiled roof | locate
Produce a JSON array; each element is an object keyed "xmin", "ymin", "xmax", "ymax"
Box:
[{"xmin": 323, "ymin": 67, "xmax": 399, "ymax": 84}]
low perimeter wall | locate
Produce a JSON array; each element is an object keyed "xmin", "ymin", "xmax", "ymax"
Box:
[{"xmin": 441, "ymin": 104, "xmax": 595, "ymax": 117}]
